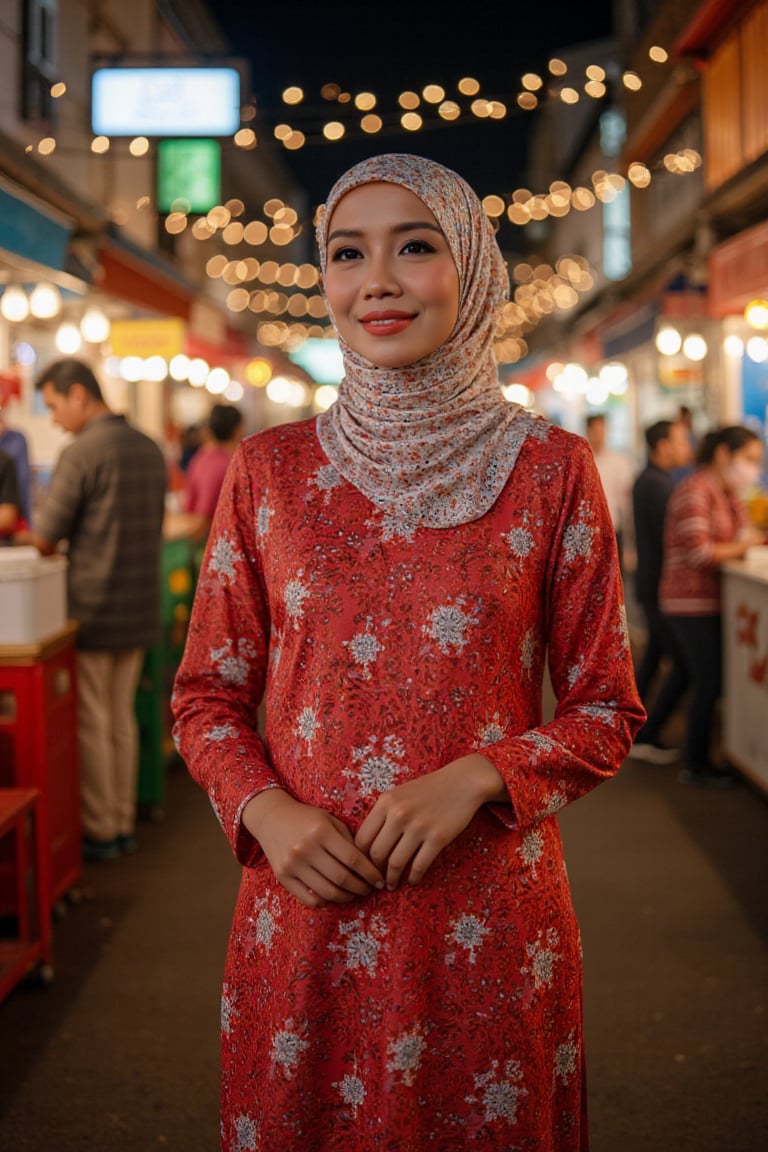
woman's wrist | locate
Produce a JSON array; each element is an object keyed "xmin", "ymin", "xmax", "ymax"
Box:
[
  {"xmin": 442, "ymin": 753, "xmax": 509, "ymax": 805},
  {"xmin": 242, "ymin": 787, "xmax": 291, "ymax": 840}
]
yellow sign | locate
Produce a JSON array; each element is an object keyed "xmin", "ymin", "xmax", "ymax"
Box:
[{"xmin": 110, "ymin": 318, "xmax": 185, "ymax": 358}]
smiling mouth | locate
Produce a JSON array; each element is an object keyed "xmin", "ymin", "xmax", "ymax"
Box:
[{"xmin": 358, "ymin": 311, "xmax": 416, "ymax": 334}]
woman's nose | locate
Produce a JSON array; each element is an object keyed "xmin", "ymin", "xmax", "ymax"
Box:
[{"xmin": 363, "ymin": 255, "xmax": 401, "ymax": 298}]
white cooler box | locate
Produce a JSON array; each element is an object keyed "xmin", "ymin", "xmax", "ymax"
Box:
[{"xmin": 0, "ymin": 547, "xmax": 68, "ymax": 645}]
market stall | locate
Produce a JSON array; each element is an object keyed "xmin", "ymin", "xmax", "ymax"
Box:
[{"xmin": 722, "ymin": 556, "xmax": 768, "ymax": 794}]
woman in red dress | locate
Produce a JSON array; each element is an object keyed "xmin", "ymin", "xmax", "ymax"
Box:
[{"xmin": 172, "ymin": 154, "xmax": 644, "ymax": 1151}]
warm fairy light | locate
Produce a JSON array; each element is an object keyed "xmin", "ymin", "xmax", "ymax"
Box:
[
  {"xmin": 91, "ymin": 136, "xmax": 110, "ymax": 153},
  {"xmin": 361, "ymin": 114, "xmax": 383, "ymax": 133},
  {"xmin": 55, "ymin": 323, "xmax": 82, "ymax": 355},
  {"xmin": 192, "ymin": 218, "xmax": 215, "ymax": 239},
  {"xmin": 628, "ymin": 162, "xmax": 651, "ymax": 187},
  {"xmin": 274, "ymin": 124, "xmax": 292, "ymax": 141},
  {"xmin": 51, "ymin": 82, "xmax": 66, "ymax": 98},
  {"xmin": 517, "ymin": 92, "xmax": 538, "ymax": 110},
  {"xmin": 470, "ymin": 99, "xmax": 490, "ymax": 118},
  {"xmin": 246, "ymin": 359, "xmax": 272, "ymax": 387},
  {"xmin": 422, "ymin": 84, "xmax": 445, "ymax": 103},
  {"xmin": 241, "ymin": 104, "xmax": 257, "ymax": 121},
  {"xmin": 129, "ymin": 136, "xmax": 149, "ymax": 156},
  {"xmin": 264, "ymin": 199, "xmax": 284, "ymax": 217},
  {"xmin": 321, "ymin": 83, "xmax": 340, "ymax": 101},
  {"xmin": 522, "ymin": 73, "xmax": 543, "ymax": 91},
  {"xmin": 683, "ymin": 334, "xmax": 707, "ymax": 361},
  {"xmin": 482, "ymin": 195, "xmax": 505, "ymax": 217},
  {"xmin": 38, "ymin": 137, "xmax": 56, "ymax": 154},
  {"xmin": 259, "ymin": 261, "xmax": 279, "ymax": 283},
  {"xmin": 29, "ymin": 282, "xmax": 61, "ymax": 318},
  {"xmin": 438, "ymin": 101, "xmax": 460, "ymax": 121},
  {"xmin": 206, "ymin": 255, "xmax": 228, "ymax": 278},
  {"xmin": 226, "ymin": 288, "xmax": 250, "ymax": 312},
  {"xmin": 337, "ymin": 92, "xmax": 352, "ymax": 104},
  {"xmin": 586, "ymin": 65, "xmax": 605, "ymax": 81},
  {"xmin": 282, "ymin": 86, "xmax": 304, "ymax": 104},
  {"xmin": 398, "ymin": 91, "xmax": 420, "ymax": 109},
  {"xmin": 244, "ymin": 221, "xmax": 269, "ymax": 244},
  {"xmin": 560, "ymin": 88, "xmax": 579, "ymax": 104},
  {"xmin": 234, "ymin": 128, "xmax": 257, "ymax": 148},
  {"xmin": 323, "ymin": 121, "xmax": 345, "ymax": 140},
  {"xmin": 223, "ymin": 222, "xmax": 244, "ymax": 245},
  {"xmin": 649, "ymin": 45, "xmax": 668, "ymax": 62},
  {"xmin": 747, "ymin": 337, "xmax": 768, "ymax": 363},
  {"xmin": 355, "ymin": 92, "xmax": 376, "ymax": 110},
  {"xmin": 226, "ymin": 199, "xmax": 245, "ymax": 217},
  {"xmin": 572, "ymin": 187, "xmax": 595, "ymax": 210},
  {"xmin": 165, "ymin": 212, "xmax": 187, "ymax": 235},
  {"xmin": 585, "ymin": 81, "xmax": 606, "ymax": 98},
  {"xmin": 277, "ymin": 263, "xmax": 298, "ymax": 286},
  {"xmin": 458, "ymin": 77, "xmax": 480, "ymax": 95},
  {"xmin": 549, "ymin": 58, "xmax": 567, "ymax": 76},
  {"xmin": 508, "ymin": 203, "xmax": 531, "ymax": 225},
  {"xmin": 656, "ymin": 326, "xmax": 682, "ymax": 355},
  {"xmin": 488, "ymin": 101, "xmax": 507, "ymax": 119},
  {"xmin": 284, "ymin": 131, "xmax": 306, "ymax": 150},
  {"xmin": 745, "ymin": 299, "xmax": 768, "ymax": 329},
  {"xmin": 270, "ymin": 224, "xmax": 295, "ymax": 245},
  {"xmin": 296, "ymin": 264, "xmax": 319, "ymax": 289},
  {"xmin": 274, "ymin": 206, "xmax": 298, "ymax": 226},
  {"xmin": 136, "ymin": 196, "xmax": 151, "ymax": 211},
  {"xmin": 207, "ymin": 205, "xmax": 231, "ymax": 229},
  {"xmin": 401, "ymin": 112, "xmax": 422, "ymax": 131},
  {"xmin": 622, "ymin": 71, "xmax": 642, "ymax": 91}
]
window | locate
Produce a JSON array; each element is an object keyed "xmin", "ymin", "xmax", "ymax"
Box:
[{"xmin": 21, "ymin": 0, "xmax": 58, "ymax": 124}]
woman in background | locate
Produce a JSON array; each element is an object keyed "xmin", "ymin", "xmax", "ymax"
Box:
[{"xmin": 660, "ymin": 425, "xmax": 764, "ymax": 787}]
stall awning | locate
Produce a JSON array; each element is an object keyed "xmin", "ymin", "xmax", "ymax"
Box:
[
  {"xmin": 0, "ymin": 177, "xmax": 73, "ymax": 272},
  {"xmin": 97, "ymin": 230, "xmax": 196, "ymax": 319}
]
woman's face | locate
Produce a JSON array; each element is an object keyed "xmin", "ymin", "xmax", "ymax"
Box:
[
  {"xmin": 323, "ymin": 182, "xmax": 460, "ymax": 368},
  {"xmin": 719, "ymin": 439, "xmax": 763, "ymax": 492}
]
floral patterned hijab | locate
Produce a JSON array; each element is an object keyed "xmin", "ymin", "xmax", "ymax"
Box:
[{"xmin": 315, "ymin": 153, "xmax": 529, "ymax": 530}]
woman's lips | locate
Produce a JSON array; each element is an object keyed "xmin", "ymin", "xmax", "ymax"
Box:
[{"xmin": 358, "ymin": 311, "xmax": 416, "ymax": 336}]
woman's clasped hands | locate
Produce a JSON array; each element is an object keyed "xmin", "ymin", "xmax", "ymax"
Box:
[{"xmin": 242, "ymin": 753, "xmax": 507, "ymax": 909}]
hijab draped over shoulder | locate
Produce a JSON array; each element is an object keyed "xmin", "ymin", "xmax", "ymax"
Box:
[{"xmin": 315, "ymin": 153, "xmax": 531, "ymax": 530}]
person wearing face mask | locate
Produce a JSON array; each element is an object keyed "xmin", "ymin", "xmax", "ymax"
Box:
[{"xmin": 659, "ymin": 425, "xmax": 765, "ymax": 788}]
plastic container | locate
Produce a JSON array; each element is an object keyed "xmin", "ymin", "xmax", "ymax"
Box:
[{"xmin": 0, "ymin": 549, "xmax": 67, "ymax": 645}]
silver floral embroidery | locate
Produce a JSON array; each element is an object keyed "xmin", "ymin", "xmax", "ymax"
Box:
[
  {"xmin": 271, "ymin": 1023, "xmax": 309, "ymax": 1078},
  {"xmin": 346, "ymin": 620, "xmax": 384, "ymax": 675},
  {"xmin": 504, "ymin": 525, "xmax": 535, "ymax": 558},
  {"xmin": 329, "ymin": 911, "xmax": 389, "ymax": 975},
  {"xmin": 562, "ymin": 520, "xmax": 595, "ymax": 563},
  {"xmin": 518, "ymin": 829, "xmax": 545, "ymax": 872},
  {"xmin": 425, "ymin": 598, "xmax": 479, "ymax": 655},
  {"xmin": 210, "ymin": 639, "xmax": 257, "ymax": 687},
  {"xmin": 256, "ymin": 494, "xmax": 272, "ymax": 537},
  {"xmin": 447, "ymin": 913, "xmax": 490, "ymax": 964},
  {"xmin": 386, "ymin": 1028, "xmax": 426, "ymax": 1086},
  {"xmin": 346, "ymin": 734, "xmax": 407, "ymax": 797},
  {"xmin": 221, "ymin": 985, "xmax": 237, "ymax": 1036},
  {"xmin": 234, "ymin": 1114, "xmax": 258, "ymax": 1151},
  {"xmin": 466, "ymin": 1059, "xmax": 528, "ymax": 1124},
  {"xmin": 521, "ymin": 629, "xmax": 536, "ymax": 673},
  {"xmin": 554, "ymin": 1033, "xmax": 579, "ymax": 1084},
  {"xmin": 313, "ymin": 464, "xmax": 342, "ymax": 501},
  {"xmin": 296, "ymin": 706, "xmax": 319, "ymax": 744},
  {"xmin": 209, "ymin": 534, "xmax": 243, "ymax": 585},
  {"xmin": 476, "ymin": 714, "xmax": 506, "ymax": 747},
  {"xmin": 539, "ymin": 789, "xmax": 568, "ymax": 817},
  {"xmin": 284, "ymin": 572, "xmax": 311, "ymax": 626},
  {"xmin": 336, "ymin": 1073, "xmax": 366, "ymax": 1113},
  {"xmin": 374, "ymin": 510, "xmax": 417, "ymax": 543},
  {"xmin": 522, "ymin": 927, "xmax": 561, "ymax": 990},
  {"xmin": 206, "ymin": 723, "xmax": 237, "ymax": 743}
]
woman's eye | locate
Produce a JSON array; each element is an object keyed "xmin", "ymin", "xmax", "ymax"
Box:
[
  {"xmin": 401, "ymin": 239, "xmax": 435, "ymax": 255},
  {"xmin": 330, "ymin": 246, "xmax": 360, "ymax": 262}
]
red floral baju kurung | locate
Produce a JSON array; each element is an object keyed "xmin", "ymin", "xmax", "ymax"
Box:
[{"xmin": 172, "ymin": 411, "xmax": 644, "ymax": 1151}]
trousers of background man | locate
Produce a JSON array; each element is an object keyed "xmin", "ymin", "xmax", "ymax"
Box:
[
  {"xmin": 634, "ymin": 599, "xmax": 689, "ymax": 743},
  {"xmin": 76, "ymin": 649, "xmax": 144, "ymax": 842}
]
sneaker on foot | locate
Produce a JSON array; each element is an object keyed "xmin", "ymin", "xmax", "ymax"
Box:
[
  {"xmin": 678, "ymin": 766, "xmax": 735, "ymax": 790},
  {"xmin": 82, "ymin": 837, "xmax": 120, "ymax": 862},
  {"xmin": 629, "ymin": 742, "xmax": 680, "ymax": 765}
]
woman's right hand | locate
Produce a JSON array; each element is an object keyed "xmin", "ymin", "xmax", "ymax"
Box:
[{"xmin": 241, "ymin": 789, "xmax": 385, "ymax": 909}]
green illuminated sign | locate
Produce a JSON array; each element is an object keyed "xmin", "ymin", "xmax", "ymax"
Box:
[{"xmin": 157, "ymin": 139, "xmax": 221, "ymax": 214}]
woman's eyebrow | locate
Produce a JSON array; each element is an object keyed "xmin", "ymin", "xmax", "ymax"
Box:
[{"xmin": 327, "ymin": 221, "xmax": 444, "ymax": 243}]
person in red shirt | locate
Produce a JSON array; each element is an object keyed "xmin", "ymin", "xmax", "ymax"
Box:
[
  {"xmin": 659, "ymin": 424, "xmax": 764, "ymax": 787},
  {"xmin": 183, "ymin": 403, "xmax": 244, "ymax": 542}
]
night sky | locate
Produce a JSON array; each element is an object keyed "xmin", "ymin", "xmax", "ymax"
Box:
[{"xmin": 211, "ymin": 1, "xmax": 617, "ymax": 213}]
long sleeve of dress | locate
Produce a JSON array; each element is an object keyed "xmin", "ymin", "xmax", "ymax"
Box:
[
  {"xmin": 172, "ymin": 447, "xmax": 279, "ymax": 863},
  {"xmin": 480, "ymin": 440, "xmax": 645, "ymax": 829}
]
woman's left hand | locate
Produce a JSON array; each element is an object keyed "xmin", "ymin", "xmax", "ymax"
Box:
[{"xmin": 354, "ymin": 753, "xmax": 508, "ymax": 891}]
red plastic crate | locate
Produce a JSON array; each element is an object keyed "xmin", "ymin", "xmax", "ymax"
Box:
[
  {"xmin": 0, "ymin": 624, "xmax": 81, "ymax": 909},
  {"xmin": 0, "ymin": 787, "xmax": 52, "ymax": 1002}
]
